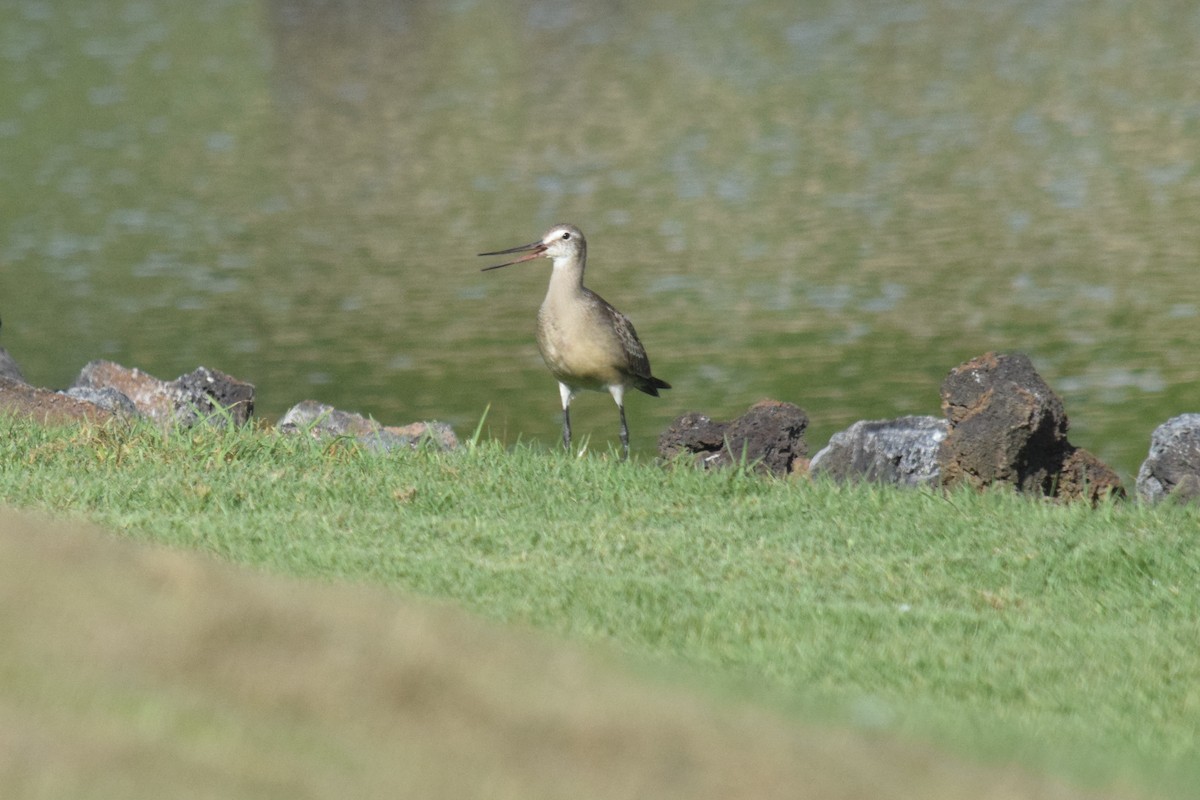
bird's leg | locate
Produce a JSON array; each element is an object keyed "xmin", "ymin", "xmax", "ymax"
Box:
[
  {"xmin": 558, "ymin": 382, "xmax": 574, "ymax": 453},
  {"xmin": 609, "ymin": 384, "xmax": 629, "ymax": 461},
  {"xmin": 618, "ymin": 404, "xmax": 629, "ymax": 461}
]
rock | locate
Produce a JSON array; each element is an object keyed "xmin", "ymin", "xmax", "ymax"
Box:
[
  {"xmin": 939, "ymin": 352, "xmax": 1067, "ymax": 494},
  {"xmin": 938, "ymin": 352, "xmax": 1123, "ymax": 502},
  {"xmin": 1136, "ymin": 414, "xmax": 1200, "ymax": 504},
  {"xmin": 810, "ymin": 416, "xmax": 948, "ymax": 487},
  {"xmin": 172, "ymin": 366, "xmax": 255, "ymax": 427},
  {"xmin": 1058, "ymin": 447, "xmax": 1126, "ymax": 506},
  {"xmin": 0, "ymin": 349, "xmax": 25, "ymax": 384},
  {"xmin": 61, "ymin": 386, "xmax": 141, "ymax": 418},
  {"xmin": 0, "ymin": 316, "xmax": 25, "ymax": 384},
  {"xmin": 277, "ymin": 400, "xmax": 459, "ymax": 452},
  {"xmin": 72, "ymin": 362, "xmax": 170, "ymax": 419},
  {"xmin": 71, "ymin": 361, "xmax": 254, "ymax": 428},
  {"xmin": 0, "ymin": 376, "xmax": 117, "ymax": 425},
  {"xmin": 656, "ymin": 412, "xmax": 728, "ymax": 466},
  {"xmin": 659, "ymin": 400, "xmax": 808, "ymax": 476},
  {"xmin": 1167, "ymin": 474, "xmax": 1200, "ymax": 505}
]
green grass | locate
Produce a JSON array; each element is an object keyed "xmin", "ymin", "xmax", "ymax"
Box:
[{"xmin": 4, "ymin": 415, "xmax": 1199, "ymax": 797}]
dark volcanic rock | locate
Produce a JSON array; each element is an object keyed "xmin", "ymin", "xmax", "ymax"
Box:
[
  {"xmin": 656, "ymin": 412, "xmax": 728, "ymax": 466},
  {"xmin": 938, "ymin": 352, "xmax": 1123, "ymax": 502},
  {"xmin": 172, "ymin": 366, "xmax": 255, "ymax": 427},
  {"xmin": 277, "ymin": 400, "xmax": 459, "ymax": 452},
  {"xmin": 939, "ymin": 352, "xmax": 1067, "ymax": 494},
  {"xmin": 1059, "ymin": 448, "xmax": 1126, "ymax": 506},
  {"xmin": 72, "ymin": 361, "xmax": 254, "ymax": 427},
  {"xmin": 810, "ymin": 416, "xmax": 947, "ymax": 487},
  {"xmin": 1137, "ymin": 414, "xmax": 1200, "ymax": 504},
  {"xmin": 0, "ymin": 376, "xmax": 117, "ymax": 425},
  {"xmin": 659, "ymin": 400, "xmax": 808, "ymax": 476}
]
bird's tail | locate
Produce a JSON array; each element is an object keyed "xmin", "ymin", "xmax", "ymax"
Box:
[{"xmin": 635, "ymin": 375, "xmax": 672, "ymax": 397}]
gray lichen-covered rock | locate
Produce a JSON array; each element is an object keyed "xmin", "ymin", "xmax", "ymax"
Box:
[
  {"xmin": 810, "ymin": 416, "xmax": 947, "ymax": 487},
  {"xmin": 71, "ymin": 361, "xmax": 254, "ymax": 427},
  {"xmin": 659, "ymin": 399, "xmax": 808, "ymax": 476},
  {"xmin": 277, "ymin": 399, "xmax": 459, "ymax": 452},
  {"xmin": 937, "ymin": 352, "xmax": 1123, "ymax": 503},
  {"xmin": 61, "ymin": 386, "xmax": 141, "ymax": 418},
  {"xmin": 1137, "ymin": 414, "xmax": 1200, "ymax": 504}
]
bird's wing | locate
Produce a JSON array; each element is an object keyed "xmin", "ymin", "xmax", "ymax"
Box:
[{"xmin": 603, "ymin": 304, "xmax": 654, "ymax": 380}]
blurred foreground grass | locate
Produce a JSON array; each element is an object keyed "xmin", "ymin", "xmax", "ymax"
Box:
[{"xmin": 2, "ymin": 416, "xmax": 1198, "ymax": 797}]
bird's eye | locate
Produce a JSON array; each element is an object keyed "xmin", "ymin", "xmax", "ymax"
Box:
[{"xmin": 561, "ymin": 232, "xmax": 570, "ymax": 240}]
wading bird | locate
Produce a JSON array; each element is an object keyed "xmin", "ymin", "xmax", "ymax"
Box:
[{"xmin": 480, "ymin": 223, "xmax": 670, "ymax": 459}]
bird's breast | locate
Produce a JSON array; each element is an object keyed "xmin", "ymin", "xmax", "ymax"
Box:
[{"xmin": 536, "ymin": 296, "xmax": 624, "ymax": 391}]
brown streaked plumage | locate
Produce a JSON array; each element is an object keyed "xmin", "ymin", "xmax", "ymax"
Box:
[{"xmin": 480, "ymin": 223, "xmax": 670, "ymax": 459}]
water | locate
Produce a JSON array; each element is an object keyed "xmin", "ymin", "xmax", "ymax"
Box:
[{"xmin": 2, "ymin": 0, "xmax": 1198, "ymax": 478}]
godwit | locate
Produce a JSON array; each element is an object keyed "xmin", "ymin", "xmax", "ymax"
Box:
[{"xmin": 480, "ymin": 223, "xmax": 670, "ymax": 458}]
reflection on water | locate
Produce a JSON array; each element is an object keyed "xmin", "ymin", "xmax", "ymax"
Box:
[{"xmin": 2, "ymin": 0, "xmax": 1198, "ymax": 476}]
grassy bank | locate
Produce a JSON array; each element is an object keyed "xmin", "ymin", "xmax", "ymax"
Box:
[{"xmin": 3, "ymin": 415, "xmax": 1198, "ymax": 796}]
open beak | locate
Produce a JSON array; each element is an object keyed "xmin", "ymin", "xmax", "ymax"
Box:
[{"xmin": 479, "ymin": 239, "xmax": 547, "ymax": 271}]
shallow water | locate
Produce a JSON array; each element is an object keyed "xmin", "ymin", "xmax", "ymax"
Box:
[{"xmin": 2, "ymin": 0, "xmax": 1198, "ymax": 477}]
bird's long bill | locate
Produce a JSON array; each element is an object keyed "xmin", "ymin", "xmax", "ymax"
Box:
[{"xmin": 478, "ymin": 240, "xmax": 546, "ymax": 271}]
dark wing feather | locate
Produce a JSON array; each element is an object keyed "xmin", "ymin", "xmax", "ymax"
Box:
[{"xmin": 591, "ymin": 291, "xmax": 671, "ymax": 396}]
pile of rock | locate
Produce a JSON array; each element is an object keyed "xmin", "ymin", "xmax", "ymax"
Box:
[
  {"xmin": 0, "ymin": 358, "xmax": 458, "ymax": 453},
  {"xmin": 661, "ymin": 351, "xmax": 1199, "ymax": 505},
  {"xmin": 3, "ymin": 340, "xmax": 1198, "ymax": 504}
]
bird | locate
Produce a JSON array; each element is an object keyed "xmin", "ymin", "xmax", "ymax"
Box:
[{"xmin": 480, "ymin": 223, "xmax": 670, "ymax": 459}]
